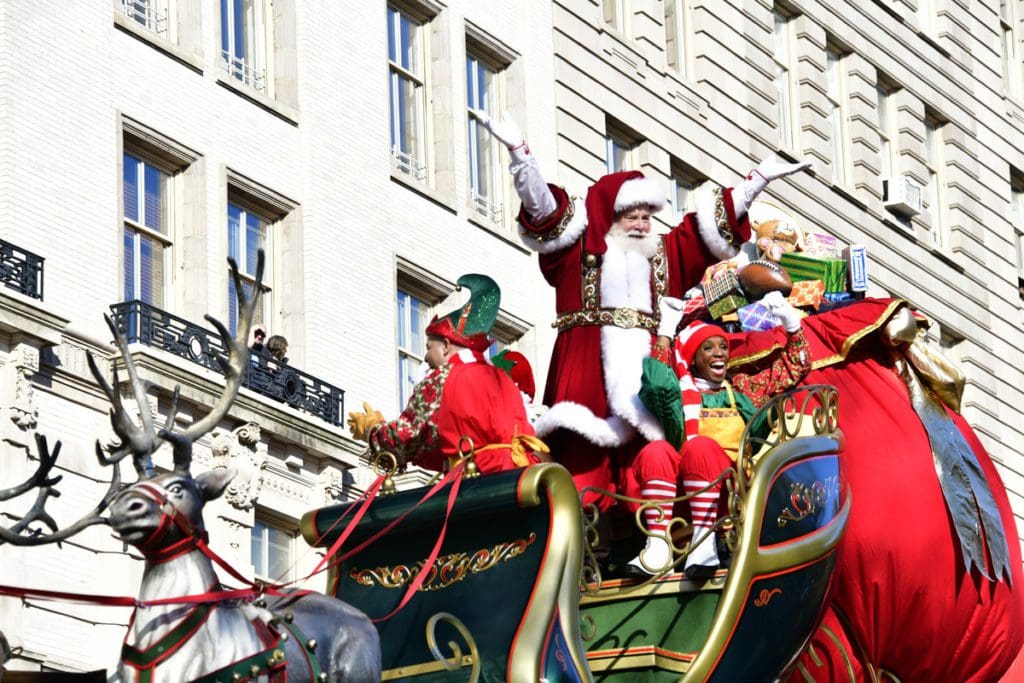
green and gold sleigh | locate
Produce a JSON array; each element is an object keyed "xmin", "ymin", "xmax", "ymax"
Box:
[{"xmin": 301, "ymin": 384, "xmax": 848, "ymax": 682}]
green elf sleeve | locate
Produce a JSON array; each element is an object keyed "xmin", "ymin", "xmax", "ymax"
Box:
[{"xmin": 639, "ymin": 357, "xmax": 684, "ymax": 450}]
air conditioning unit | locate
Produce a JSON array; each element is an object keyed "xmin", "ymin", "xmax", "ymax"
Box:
[{"xmin": 882, "ymin": 176, "xmax": 922, "ymax": 217}]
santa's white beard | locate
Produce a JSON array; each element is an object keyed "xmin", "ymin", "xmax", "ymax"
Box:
[{"xmin": 607, "ymin": 224, "xmax": 660, "ymax": 260}]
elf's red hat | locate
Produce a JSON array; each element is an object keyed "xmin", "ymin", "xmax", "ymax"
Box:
[{"xmin": 675, "ymin": 320, "xmax": 727, "ymax": 372}]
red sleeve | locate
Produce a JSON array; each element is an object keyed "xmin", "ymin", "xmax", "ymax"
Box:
[{"xmin": 731, "ymin": 329, "xmax": 811, "ymax": 407}]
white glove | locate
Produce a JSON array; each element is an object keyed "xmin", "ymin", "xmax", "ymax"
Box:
[
  {"xmin": 657, "ymin": 297, "xmax": 686, "ymax": 338},
  {"xmin": 737, "ymin": 155, "xmax": 813, "ymax": 217},
  {"xmin": 761, "ymin": 291, "xmax": 802, "ymax": 332},
  {"xmin": 475, "ymin": 109, "xmax": 556, "ymax": 221},
  {"xmin": 475, "ymin": 109, "xmax": 529, "ymax": 162}
]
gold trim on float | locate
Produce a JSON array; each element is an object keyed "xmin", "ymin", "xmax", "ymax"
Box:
[
  {"xmin": 580, "ymin": 570, "xmax": 726, "ymax": 606},
  {"xmin": 349, "ymin": 533, "xmax": 537, "ymax": 591},
  {"xmin": 586, "ymin": 646, "xmax": 695, "ymax": 673},
  {"xmin": 381, "ymin": 612, "xmax": 480, "ymax": 681},
  {"xmin": 508, "ymin": 463, "xmax": 593, "ymax": 683}
]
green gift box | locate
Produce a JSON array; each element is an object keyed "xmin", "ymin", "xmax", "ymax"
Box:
[
  {"xmin": 708, "ymin": 293, "xmax": 747, "ymax": 319},
  {"xmin": 779, "ymin": 252, "xmax": 847, "ymax": 293},
  {"xmin": 703, "ymin": 270, "xmax": 748, "ymax": 319}
]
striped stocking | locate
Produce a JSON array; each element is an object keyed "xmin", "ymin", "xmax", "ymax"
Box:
[
  {"xmin": 683, "ymin": 478, "xmax": 721, "ymax": 571},
  {"xmin": 626, "ymin": 479, "xmax": 677, "ymax": 574}
]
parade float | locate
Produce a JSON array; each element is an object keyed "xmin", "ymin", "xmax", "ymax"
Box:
[{"xmin": 0, "ymin": 253, "xmax": 1022, "ymax": 682}]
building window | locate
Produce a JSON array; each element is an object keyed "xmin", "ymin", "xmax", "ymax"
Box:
[
  {"xmin": 924, "ymin": 113, "xmax": 948, "ymax": 250},
  {"xmin": 117, "ymin": 0, "xmax": 170, "ymax": 38},
  {"xmin": 220, "ymin": 0, "xmax": 270, "ymax": 92},
  {"xmin": 1001, "ymin": 0, "xmax": 1022, "ymax": 99},
  {"xmin": 772, "ymin": 8, "xmax": 798, "ymax": 151},
  {"xmin": 227, "ymin": 198, "xmax": 272, "ymax": 334},
  {"xmin": 670, "ymin": 160, "xmax": 705, "ymax": 221},
  {"xmin": 605, "ymin": 124, "xmax": 638, "ymax": 174},
  {"xmin": 388, "ymin": 5, "xmax": 428, "ymax": 182},
  {"xmin": 123, "ymin": 152, "xmax": 173, "ymax": 307},
  {"xmin": 876, "ymin": 78, "xmax": 898, "ymax": 180},
  {"xmin": 251, "ymin": 517, "xmax": 295, "ymax": 582},
  {"xmin": 466, "ymin": 48, "xmax": 506, "ymax": 224},
  {"xmin": 396, "ymin": 287, "xmax": 431, "ymax": 409},
  {"xmin": 664, "ymin": 0, "xmax": 691, "ymax": 76},
  {"xmin": 1012, "ymin": 170, "xmax": 1024, "ymax": 301},
  {"xmin": 603, "ymin": 0, "xmax": 631, "ymax": 35},
  {"xmin": 826, "ymin": 45, "xmax": 850, "ymax": 186}
]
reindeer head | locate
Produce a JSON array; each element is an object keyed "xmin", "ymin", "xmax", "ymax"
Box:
[
  {"xmin": 109, "ymin": 467, "xmax": 236, "ymax": 552},
  {"xmin": 0, "ymin": 254, "xmax": 263, "ymax": 548}
]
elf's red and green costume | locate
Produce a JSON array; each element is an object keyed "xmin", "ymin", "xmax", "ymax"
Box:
[{"xmin": 368, "ymin": 274, "xmax": 544, "ymax": 474}]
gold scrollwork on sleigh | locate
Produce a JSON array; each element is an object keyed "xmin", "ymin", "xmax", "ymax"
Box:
[
  {"xmin": 777, "ymin": 475, "xmax": 841, "ymax": 527},
  {"xmin": 350, "ymin": 533, "xmax": 537, "ymax": 591}
]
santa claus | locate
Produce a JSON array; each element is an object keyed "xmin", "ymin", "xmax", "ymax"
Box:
[{"xmin": 476, "ymin": 113, "xmax": 811, "ymax": 526}]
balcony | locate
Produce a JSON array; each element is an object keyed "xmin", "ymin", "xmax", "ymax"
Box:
[
  {"xmin": 109, "ymin": 300, "xmax": 345, "ymax": 426},
  {"xmin": 0, "ymin": 238, "xmax": 44, "ymax": 300}
]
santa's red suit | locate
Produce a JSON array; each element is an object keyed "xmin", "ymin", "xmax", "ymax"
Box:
[{"xmin": 517, "ymin": 171, "xmax": 750, "ymax": 509}]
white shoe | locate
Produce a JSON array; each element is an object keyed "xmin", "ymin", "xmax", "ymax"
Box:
[{"xmin": 626, "ymin": 534, "xmax": 673, "ymax": 576}]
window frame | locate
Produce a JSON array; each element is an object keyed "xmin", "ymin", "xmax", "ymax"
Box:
[
  {"xmin": 876, "ymin": 77, "xmax": 899, "ymax": 180},
  {"xmin": 924, "ymin": 112, "xmax": 949, "ymax": 250},
  {"xmin": 117, "ymin": 0, "xmax": 174, "ymax": 40},
  {"xmin": 122, "ymin": 150, "xmax": 174, "ymax": 308},
  {"xmin": 466, "ymin": 45, "xmax": 508, "ymax": 226},
  {"xmin": 826, "ymin": 44, "xmax": 850, "ymax": 187},
  {"xmin": 669, "ymin": 160, "xmax": 705, "ymax": 222},
  {"xmin": 251, "ymin": 514, "xmax": 297, "ymax": 583},
  {"xmin": 1011, "ymin": 170, "xmax": 1024, "ymax": 301},
  {"xmin": 605, "ymin": 124, "xmax": 639, "ymax": 175},
  {"xmin": 602, "ymin": 0, "xmax": 631, "ymax": 36},
  {"xmin": 1001, "ymin": 0, "xmax": 1023, "ymax": 99},
  {"xmin": 388, "ymin": 4, "xmax": 430, "ymax": 183},
  {"xmin": 772, "ymin": 8, "xmax": 799, "ymax": 152},
  {"xmin": 220, "ymin": 0, "xmax": 272, "ymax": 94},
  {"xmin": 664, "ymin": 0, "xmax": 692, "ymax": 78}
]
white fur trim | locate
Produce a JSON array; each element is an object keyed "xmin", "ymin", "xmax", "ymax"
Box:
[
  {"xmin": 695, "ymin": 185, "xmax": 740, "ymax": 261},
  {"xmin": 614, "ymin": 177, "xmax": 666, "ymax": 213},
  {"xmin": 534, "ymin": 401, "xmax": 636, "ymax": 446},
  {"xmin": 519, "ymin": 197, "xmax": 588, "ymax": 254},
  {"xmin": 601, "ymin": 325, "xmax": 666, "ymax": 442},
  {"xmin": 600, "ymin": 239, "xmax": 655, "ymax": 311}
]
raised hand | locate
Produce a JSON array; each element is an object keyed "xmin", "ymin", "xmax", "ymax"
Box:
[
  {"xmin": 474, "ymin": 109, "xmax": 525, "ymax": 150},
  {"xmin": 761, "ymin": 291, "xmax": 803, "ymax": 332},
  {"xmin": 740, "ymin": 155, "xmax": 814, "ymax": 211},
  {"xmin": 657, "ymin": 296, "xmax": 686, "ymax": 338},
  {"xmin": 347, "ymin": 401, "xmax": 385, "ymax": 442}
]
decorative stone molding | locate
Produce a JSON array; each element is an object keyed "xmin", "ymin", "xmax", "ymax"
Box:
[
  {"xmin": 317, "ymin": 466, "xmax": 354, "ymax": 504},
  {"xmin": 8, "ymin": 343, "xmax": 40, "ymax": 429},
  {"xmin": 210, "ymin": 422, "xmax": 268, "ymax": 511}
]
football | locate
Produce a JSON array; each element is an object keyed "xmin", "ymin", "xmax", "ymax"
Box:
[{"xmin": 738, "ymin": 259, "xmax": 793, "ymax": 299}]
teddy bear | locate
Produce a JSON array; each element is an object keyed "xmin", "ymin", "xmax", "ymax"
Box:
[{"xmin": 753, "ymin": 218, "xmax": 803, "ymax": 261}]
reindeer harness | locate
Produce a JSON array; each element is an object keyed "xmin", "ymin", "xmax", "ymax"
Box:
[{"xmin": 117, "ymin": 482, "xmax": 323, "ymax": 683}]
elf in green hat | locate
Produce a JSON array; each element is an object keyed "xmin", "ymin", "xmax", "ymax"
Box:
[{"xmin": 348, "ymin": 274, "xmax": 548, "ymax": 473}]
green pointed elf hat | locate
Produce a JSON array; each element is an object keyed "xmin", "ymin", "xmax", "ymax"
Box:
[{"xmin": 425, "ymin": 273, "xmax": 500, "ymax": 351}]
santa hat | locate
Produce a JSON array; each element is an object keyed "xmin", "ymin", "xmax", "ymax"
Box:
[
  {"xmin": 583, "ymin": 171, "xmax": 666, "ymax": 255},
  {"xmin": 492, "ymin": 350, "xmax": 536, "ymax": 400},
  {"xmin": 424, "ymin": 274, "xmax": 500, "ymax": 352},
  {"xmin": 672, "ymin": 321, "xmax": 727, "ymax": 441}
]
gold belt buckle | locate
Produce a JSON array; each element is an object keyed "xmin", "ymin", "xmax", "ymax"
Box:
[{"xmin": 612, "ymin": 308, "xmax": 639, "ymax": 329}]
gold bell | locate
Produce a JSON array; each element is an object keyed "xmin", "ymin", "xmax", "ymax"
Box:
[
  {"xmin": 465, "ymin": 460, "xmax": 481, "ymax": 479},
  {"xmin": 381, "ymin": 474, "xmax": 398, "ymax": 496}
]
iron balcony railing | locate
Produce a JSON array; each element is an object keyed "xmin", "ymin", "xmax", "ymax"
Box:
[
  {"xmin": 0, "ymin": 238, "xmax": 44, "ymax": 300},
  {"xmin": 109, "ymin": 300, "xmax": 345, "ymax": 426}
]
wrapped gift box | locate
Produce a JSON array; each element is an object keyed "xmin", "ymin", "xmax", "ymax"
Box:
[
  {"xmin": 787, "ymin": 279, "xmax": 825, "ymax": 309},
  {"xmin": 843, "ymin": 244, "xmax": 869, "ymax": 292},
  {"xmin": 702, "ymin": 269, "xmax": 748, "ymax": 319},
  {"xmin": 802, "ymin": 232, "xmax": 843, "ymax": 259},
  {"xmin": 779, "ymin": 252, "xmax": 847, "ymax": 293},
  {"xmin": 679, "ymin": 295, "xmax": 709, "ymax": 328},
  {"xmin": 823, "ymin": 292, "xmax": 854, "ymax": 304},
  {"xmin": 737, "ymin": 301, "xmax": 780, "ymax": 331}
]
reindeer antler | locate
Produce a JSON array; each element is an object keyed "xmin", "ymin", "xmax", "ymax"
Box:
[
  {"xmin": 0, "ymin": 434, "xmax": 121, "ymax": 546},
  {"xmin": 0, "ymin": 253, "xmax": 263, "ymax": 545},
  {"xmin": 161, "ymin": 253, "xmax": 264, "ymax": 472}
]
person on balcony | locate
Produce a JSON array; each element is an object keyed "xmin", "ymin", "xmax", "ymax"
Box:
[
  {"xmin": 347, "ymin": 274, "xmax": 547, "ymax": 475},
  {"xmin": 630, "ymin": 292, "xmax": 809, "ymax": 580},
  {"xmin": 473, "ymin": 110, "xmax": 812, "ymax": 518}
]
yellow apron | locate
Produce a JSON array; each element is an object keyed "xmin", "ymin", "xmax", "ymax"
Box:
[{"xmin": 697, "ymin": 382, "xmax": 746, "ymax": 461}]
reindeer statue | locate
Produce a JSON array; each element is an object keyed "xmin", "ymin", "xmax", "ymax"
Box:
[{"xmin": 1, "ymin": 254, "xmax": 381, "ymax": 682}]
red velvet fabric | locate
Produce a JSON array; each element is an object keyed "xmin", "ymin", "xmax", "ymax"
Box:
[
  {"xmin": 727, "ymin": 298, "xmax": 1024, "ymax": 681},
  {"xmin": 433, "ymin": 360, "xmax": 539, "ymax": 474}
]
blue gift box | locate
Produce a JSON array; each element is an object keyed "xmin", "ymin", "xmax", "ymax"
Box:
[{"xmin": 737, "ymin": 301, "xmax": 780, "ymax": 331}]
